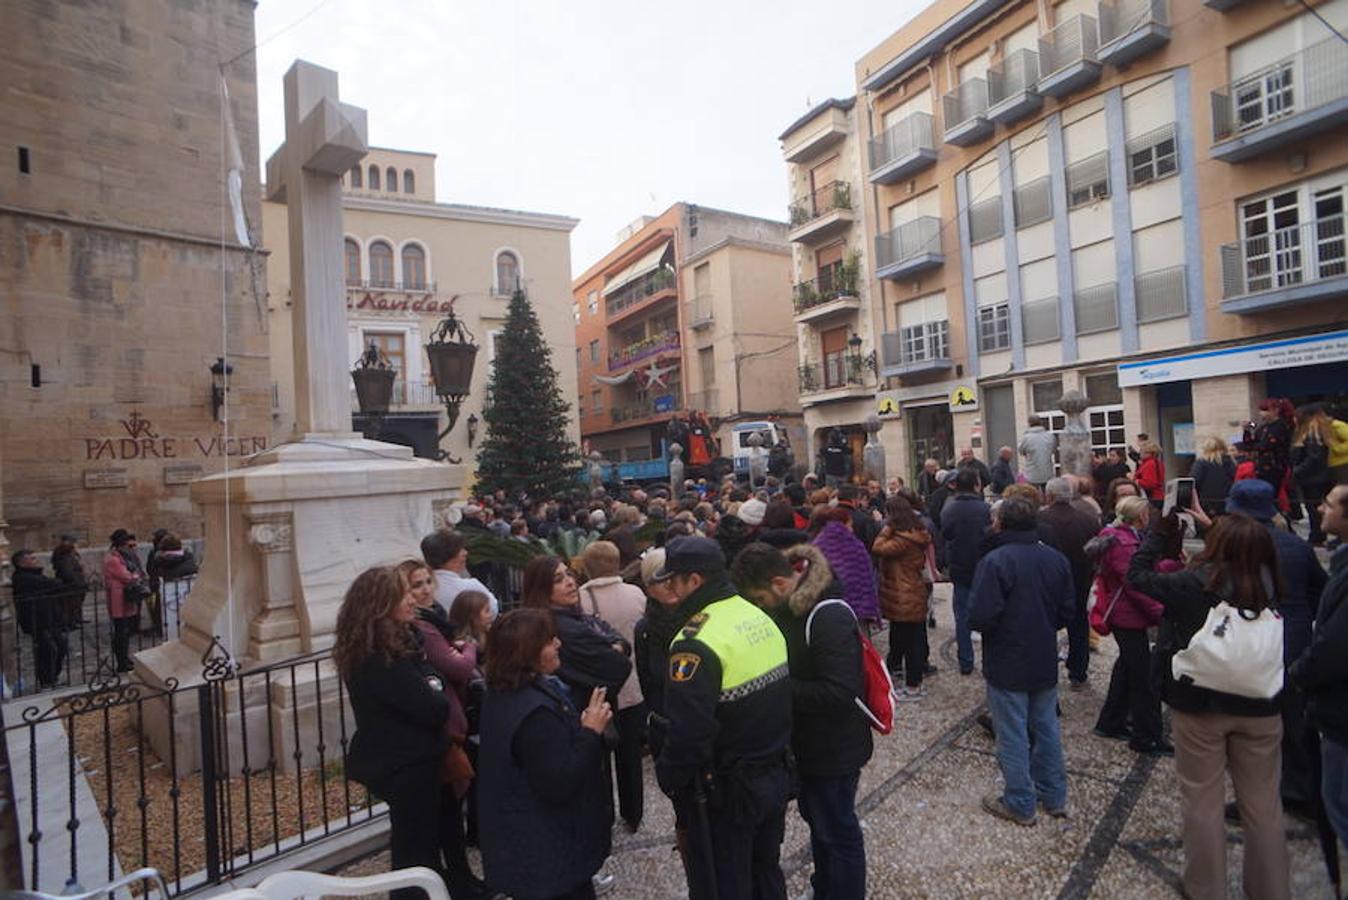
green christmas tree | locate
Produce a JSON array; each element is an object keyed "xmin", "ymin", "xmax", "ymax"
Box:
[{"xmin": 474, "ymin": 289, "xmax": 581, "ymax": 498}]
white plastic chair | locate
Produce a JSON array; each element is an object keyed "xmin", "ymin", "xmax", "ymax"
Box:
[
  {"xmin": 250, "ymin": 865, "xmax": 450, "ymax": 900},
  {"xmin": 4, "ymin": 867, "xmax": 171, "ymax": 900}
]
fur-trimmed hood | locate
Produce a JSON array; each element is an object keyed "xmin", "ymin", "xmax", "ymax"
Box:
[{"xmin": 782, "ymin": 543, "xmax": 839, "ymax": 617}]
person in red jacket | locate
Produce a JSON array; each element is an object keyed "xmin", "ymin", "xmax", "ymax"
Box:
[{"xmin": 1135, "ymin": 441, "xmax": 1166, "ymax": 508}]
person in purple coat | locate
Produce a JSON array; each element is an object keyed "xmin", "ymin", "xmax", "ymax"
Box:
[{"xmin": 809, "ymin": 506, "xmax": 881, "ymax": 627}]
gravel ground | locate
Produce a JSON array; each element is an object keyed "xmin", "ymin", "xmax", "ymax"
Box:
[{"xmin": 340, "ymin": 583, "xmax": 1337, "ymax": 899}]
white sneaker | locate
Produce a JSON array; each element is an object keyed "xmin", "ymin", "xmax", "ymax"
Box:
[
  {"xmin": 898, "ymin": 686, "xmax": 925, "ymax": 701},
  {"xmin": 593, "ymin": 872, "xmax": 616, "ymax": 896}
]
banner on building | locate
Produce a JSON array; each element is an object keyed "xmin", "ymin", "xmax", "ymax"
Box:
[{"xmin": 1117, "ymin": 330, "xmax": 1348, "ymax": 388}]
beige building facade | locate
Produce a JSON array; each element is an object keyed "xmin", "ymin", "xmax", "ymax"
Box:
[
  {"xmin": 0, "ymin": 0, "xmax": 269, "ymax": 551},
  {"xmin": 262, "ymin": 146, "xmax": 580, "ymax": 472},
  {"xmin": 573, "ymin": 204, "xmax": 804, "ymax": 469},
  {"xmin": 788, "ymin": 0, "xmax": 1348, "ymax": 485}
]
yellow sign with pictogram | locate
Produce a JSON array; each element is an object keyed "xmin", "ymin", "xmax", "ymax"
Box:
[
  {"xmin": 876, "ymin": 392, "xmax": 900, "ymax": 417},
  {"xmin": 948, "ymin": 385, "xmax": 979, "ymax": 412}
]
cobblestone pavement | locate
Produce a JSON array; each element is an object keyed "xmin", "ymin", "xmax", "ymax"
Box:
[{"xmin": 344, "ymin": 582, "xmax": 1337, "ymax": 899}]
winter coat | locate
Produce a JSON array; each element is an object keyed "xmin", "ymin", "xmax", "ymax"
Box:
[
  {"xmin": 940, "ymin": 492, "xmax": 992, "ymax": 586},
  {"xmin": 478, "ymin": 676, "xmax": 611, "ymax": 899},
  {"xmin": 51, "ymin": 547, "xmax": 88, "ymax": 594},
  {"xmin": 550, "ymin": 604, "xmax": 632, "ymax": 710},
  {"xmin": 840, "ymin": 502, "xmax": 880, "ymax": 550},
  {"xmin": 1292, "ymin": 437, "xmax": 1331, "ymax": 494},
  {"xmin": 968, "ymin": 531, "xmax": 1075, "ymax": 692},
  {"xmin": 1017, "ymin": 426, "xmax": 1057, "ymax": 484},
  {"xmin": 103, "ymin": 549, "xmax": 144, "ymax": 619},
  {"xmin": 344, "ymin": 649, "xmax": 451, "ymax": 788},
  {"xmin": 713, "ymin": 515, "xmax": 755, "ymax": 564},
  {"xmin": 1135, "ymin": 456, "xmax": 1165, "ymax": 501},
  {"xmin": 757, "ymin": 527, "xmax": 809, "ymax": 550},
  {"xmin": 1127, "ymin": 531, "xmax": 1282, "ymax": 718},
  {"xmin": 810, "ymin": 521, "xmax": 880, "ymax": 623},
  {"xmin": 577, "ymin": 575, "xmax": 646, "ymax": 710},
  {"xmin": 413, "ymin": 604, "xmax": 477, "ymax": 740},
  {"xmin": 1261, "ymin": 522, "xmax": 1327, "ymax": 664},
  {"xmin": 872, "ymin": 526, "xmax": 932, "ymax": 623},
  {"xmin": 926, "ymin": 485, "xmax": 952, "ymax": 525},
  {"xmin": 1095, "ymin": 525, "xmax": 1163, "ymax": 630},
  {"xmin": 12, "ymin": 566, "xmax": 63, "ymax": 634},
  {"xmin": 989, "ymin": 456, "xmax": 1015, "ymax": 496},
  {"xmin": 959, "ymin": 457, "xmax": 993, "ymax": 492},
  {"xmin": 1092, "ymin": 460, "xmax": 1130, "ymax": 493},
  {"xmin": 917, "ymin": 469, "xmax": 940, "ymax": 501},
  {"xmin": 1037, "ymin": 501, "xmax": 1101, "ymax": 601},
  {"xmin": 1250, "ymin": 418, "xmax": 1292, "ymax": 490},
  {"xmin": 148, "ymin": 548, "xmax": 198, "ymax": 590},
  {"xmin": 1291, "ymin": 546, "xmax": 1348, "ymax": 744},
  {"xmin": 1190, "ymin": 456, "xmax": 1235, "ymax": 514},
  {"xmin": 766, "ymin": 545, "xmax": 873, "ymax": 778}
]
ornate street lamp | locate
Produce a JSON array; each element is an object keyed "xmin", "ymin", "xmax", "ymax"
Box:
[
  {"xmin": 351, "ymin": 342, "xmax": 396, "ymax": 439},
  {"xmin": 424, "ymin": 310, "xmax": 479, "ymax": 463}
]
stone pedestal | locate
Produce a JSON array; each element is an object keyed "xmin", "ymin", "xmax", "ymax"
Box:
[
  {"xmin": 138, "ymin": 435, "xmax": 463, "ymax": 772},
  {"xmin": 862, "ymin": 414, "xmax": 886, "ymax": 484},
  {"xmin": 1057, "ymin": 390, "xmax": 1093, "ymax": 478}
]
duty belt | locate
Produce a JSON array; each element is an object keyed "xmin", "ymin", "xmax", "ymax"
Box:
[{"xmin": 718, "ymin": 663, "xmax": 788, "ymax": 703}]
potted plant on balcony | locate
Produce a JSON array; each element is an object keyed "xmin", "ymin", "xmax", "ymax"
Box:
[
  {"xmin": 837, "ymin": 250, "xmax": 860, "ymax": 298},
  {"xmin": 793, "ymin": 280, "xmax": 820, "ymax": 313},
  {"xmin": 833, "ymin": 181, "xmax": 852, "ymax": 210},
  {"xmin": 798, "ymin": 364, "xmax": 820, "ymax": 393}
]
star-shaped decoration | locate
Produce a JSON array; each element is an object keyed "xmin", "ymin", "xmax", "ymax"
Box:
[{"xmin": 643, "ymin": 360, "xmax": 678, "ymax": 389}]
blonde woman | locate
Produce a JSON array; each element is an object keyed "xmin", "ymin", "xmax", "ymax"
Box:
[
  {"xmin": 1293, "ymin": 404, "xmax": 1335, "ymax": 545},
  {"xmin": 1191, "ymin": 436, "xmax": 1236, "ymax": 518},
  {"xmin": 1134, "ymin": 441, "xmax": 1166, "ymax": 506}
]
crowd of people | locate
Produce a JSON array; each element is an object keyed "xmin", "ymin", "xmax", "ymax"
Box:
[{"xmin": 323, "ymin": 395, "xmax": 1348, "ymax": 900}]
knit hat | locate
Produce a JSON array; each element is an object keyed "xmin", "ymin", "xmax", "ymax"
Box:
[
  {"xmin": 738, "ymin": 497, "xmax": 767, "ymax": 527},
  {"xmin": 1226, "ymin": 479, "xmax": 1277, "ymax": 522}
]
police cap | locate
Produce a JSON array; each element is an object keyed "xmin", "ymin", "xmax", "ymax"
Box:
[{"xmin": 654, "ymin": 535, "xmax": 725, "ymax": 580}]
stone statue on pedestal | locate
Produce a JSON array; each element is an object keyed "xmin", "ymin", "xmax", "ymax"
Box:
[
  {"xmin": 669, "ymin": 443, "xmax": 685, "ymax": 499},
  {"xmin": 588, "ymin": 451, "xmax": 605, "ymax": 490},
  {"xmin": 747, "ymin": 432, "xmax": 767, "ymax": 489},
  {"xmin": 862, "ymin": 414, "xmax": 886, "ymax": 484},
  {"xmin": 1057, "ymin": 389, "xmax": 1093, "ymax": 478}
]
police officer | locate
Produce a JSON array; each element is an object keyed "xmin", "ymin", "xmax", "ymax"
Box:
[{"xmin": 652, "ymin": 536, "xmax": 793, "ymax": 900}]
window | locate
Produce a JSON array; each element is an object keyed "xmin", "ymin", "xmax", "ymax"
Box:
[
  {"xmin": 1031, "ymin": 378, "xmax": 1063, "ymax": 413},
  {"xmin": 1022, "ymin": 296, "xmax": 1061, "ymax": 345},
  {"xmin": 401, "ymin": 244, "xmax": 426, "ymax": 289},
  {"xmin": 369, "ymin": 241, "xmax": 394, "ymax": 287},
  {"xmin": 1240, "ymin": 189, "xmax": 1301, "ymax": 292},
  {"xmin": 368, "ymin": 165, "xmax": 380, "ymax": 191},
  {"xmin": 977, "ymin": 302, "xmax": 1011, "ymax": 352},
  {"xmin": 1084, "ymin": 371, "xmax": 1122, "ymax": 406},
  {"xmin": 575, "ymin": 347, "xmax": 581, "ymax": 371},
  {"xmin": 1031, "ymin": 375, "xmax": 1126, "ymax": 471},
  {"xmin": 821, "ymin": 326, "xmax": 849, "ymax": 388},
  {"xmin": 1013, "ymin": 177, "xmax": 1052, "ymax": 228},
  {"xmin": 1066, "ymin": 152, "xmax": 1109, "ymax": 208},
  {"xmin": 589, "ymin": 340, "xmax": 599, "ymax": 364},
  {"xmin": 698, "ymin": 346, "xmax": 716, "ymax": 388},
  {"xmin": 403, "ymin": 169, "xmax": 415, "ymax": 194},
  {"xmin": 344, "ymin": 238, "xmax": 361, "ymax": 284},
  {"xmin": 364, "ymin": 331, "xmax": 405, "ymax": 400},
  {"xmin": 572, "ymin": 301, "xmax": 581, "ymax": 325},
  {"xmin": 1074, "ymin": 282, "xmax": 1119, "ymax": 334},
  {"xmin": 496, "ymin": 251, "xmax": 520, "ymax": 295},
  {"xmin": 1127, "ymin": 124, "xmax": 1178, "ymax": 187},
  {"xmin": 591, "ymin": 390, "xmax": 603, "ymax": 413},
  {"xmin": 349, "ymin": 166, "xmax": 362, "ymax": 188},
  {"xmin": 386, "ymin": 167, "xmax": 398, "ymax": 192},
  {"xmin": 1135, "ymin": 266, "xmax": 1187, "ymax": 322},
  {"xmin": 587, "ymin": 290, "xmax": 598, "ymax": 315},
  {"xmin": 968, "ymin": 196, "xmax": 1004, "ymax": 244},
  {"xmin": 900, "ymin": 320, "xmax": 950, "ymax": 364},
  {"xmin": 1234, "ymin": 60, "xmax": 1294, "ymax": 134}
]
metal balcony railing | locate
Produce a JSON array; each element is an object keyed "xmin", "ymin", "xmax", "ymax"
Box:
[
  {"xmin": 346, "ymin": 279, "xmax": 437, "ymax": 293},
  {"xmin": 1013, "ymin": 177, "xmax": 1053, "ymax": 228},
  {"xmin": 609, "ymin": 331, "xmax": 681, "ymax": 369},
  {"xmin": 798, "ymin": 359, "xmax": 864, "ymax": 394},
  {"xmin": 1073, "ymin": 282, "xmax": 1119, "ymax": 335},
  {"xmin": 349, "ymin": 381, "xmax": 441, "ymax": 411},
  {"xmin": 969, "ymin": 196, "xmax": 1004, "ymax": 244},
  {"xmin": 686, "ymin": 388, "xmax": 719, "ymax": 414},
  {"xmin": 943, "ymin": 78, "xmax": 990, "ymax": 131},
  {"xmin": 882, "ymin": 320, "xmax": 950, "ymax": 368},
  {"xmin": 1219, "ymin": 215, "xmax": 1347, "ymax": 298},
  {"xmin": 793, "ymin": 263, "xmax": 859, "ymax": 312},
  {"xmin": 1135, "ymin": 265, "xmax": 1188, "ymax": 322},
  {"xmin": 1039, "ymin": 14, "xmax": 1100, "ymax": 79},
  {"xmin": 611, "ymin": 395, "xmax": 684, "ymax": 424},
  {"xmin": 988, "ymin": 49, "xmax": 1040, "ymax": 104},
  {"xmin": 868, "ymin": 112, "xmax": 936, "ymax": 171},
  {"xmin": 1099, "ymin": 0, "xmax": 1168, "ymax": 46},
  {"xmin": 875, "ymin": 217, "xmax": 942, "ymax": 270},
  {"xmin": 605, "ymin": 267, "xmax": 676, "ymax": 318},
  {"xmin": 789, "ymin": 180, "xmax": 853, "ymax": 228},
  {"xmin": 687, "ymin": 295, "xmax": 715, "ymax": 327},
  {"xmin": 1022, "ymin": 296, "xmax": 1061, "ymax": 345},
  {"xmin": 1212, "ymin": 36, "xmax": 1348, "ymax": 142}
]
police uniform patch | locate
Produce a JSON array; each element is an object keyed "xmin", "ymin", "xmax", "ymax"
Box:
[
  {"xmin": 669, "ymin": 652, "xmax": 701, "ymax": 682},
  {"xmin": 681, "ymin": 612, "xmax": 709, "ymax": 640}
]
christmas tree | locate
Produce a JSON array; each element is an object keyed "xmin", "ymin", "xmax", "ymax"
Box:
[{"xmin": 474, "ymin": 289, "xmax": 581, "ymax": 498}]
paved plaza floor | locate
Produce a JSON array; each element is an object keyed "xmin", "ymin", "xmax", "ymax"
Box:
[{"xmin": 345, "ymin": 582, "xmax": 1337, "ymax": 899}]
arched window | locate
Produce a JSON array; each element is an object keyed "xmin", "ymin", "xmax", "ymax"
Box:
[
  {"xmin": 344, "ymin": 238, "xmax": 361, "ymax": 284},
  {"xmin": 368, "ymin": 165, "xmax": 380, "ymax": 191},
  {"xmin": 349, "ymin": 166, "xmax": 362, "ymax": 188},
  {"xmin": 369, "ymin": 240, "xmax": 394, "ymax": 287},
  {"xmin": 401, "ymin": 244, "xmax": 426, "ymax": 289},
  {"xmin": 403, "ymin": 169, "xmax": 416, "ymax": 194},
  {"xmin": 386, "ymin": 167, "xmax": 398, "ymax": 192},
  {"xmin": 496, "ymin": 251, "xmax": 519, "ymax": 295}
]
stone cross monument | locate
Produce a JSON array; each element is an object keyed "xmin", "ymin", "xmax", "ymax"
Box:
[{"xmin": 139, "ymin": 62, "xmax": 463, "ymax": 772}]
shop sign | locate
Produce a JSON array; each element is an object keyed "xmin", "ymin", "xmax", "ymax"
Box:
[
  {"xmin": 948, "ymin": 385, "xmax": 978, "ymax": 412},
  {"xmin": 876, "ymin": 392, "xmax": 900, "ymax": 417},
  {"xmin": 347, "ymin": 293, "xmax": 457, "ymax": 315},
  {"xmin": 84, "ymin": 469, "xmax": 129, "ymax": 489},
  {"xmin": 1117, "ymin": 329, "xmax": 1348, "ymax": 388}
]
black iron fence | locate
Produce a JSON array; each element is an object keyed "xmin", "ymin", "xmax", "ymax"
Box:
[
  {"xmin": 4, "ymin": 640, "xmax": 383, "ymax": 896},
  {"xmin": 1, "ymin": 578, "xmax": 194, "ymax": 701}
]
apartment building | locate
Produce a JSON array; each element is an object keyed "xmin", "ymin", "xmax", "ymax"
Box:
[
  {"xmin": 573, "ymin": 204, "xmax": 805, "ymax": 465},
  {"xmin": 787, "ymin": 0, "xmax": 1348, "ymax": 484},
  {"xmin": 263, "ymin": 146, "xmax": 580, "ymax": 464}
]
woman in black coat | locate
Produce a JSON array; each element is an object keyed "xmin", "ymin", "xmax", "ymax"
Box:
[
  {"xmin": 479, "ymin": 608, "xmax": 614, "ymax": 900},
  {"xmin": 334, "ymin": 567, "xmax": 452, "ymax": 900}
]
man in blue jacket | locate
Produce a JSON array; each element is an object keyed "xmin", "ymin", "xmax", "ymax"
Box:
[
  {"xmin": 941, "ymin": 468, "xmax": 991, "ymax": 675},
  {"xmin": 969, "ymin": 497, "xmax": 1075, "ymax": 825}
]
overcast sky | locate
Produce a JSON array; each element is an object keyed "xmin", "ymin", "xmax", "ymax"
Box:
[{"xmin": 253, "ymin": 0, "xmax": 925, "ymax": 279}]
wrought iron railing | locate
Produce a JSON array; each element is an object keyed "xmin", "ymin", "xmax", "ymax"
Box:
[
  {"xmin": 793, "ymin": 263, "xmax": 859, "ymax": 312},
  {"xmin": 604, "ymin": 267, "xmax": 676, "ymax": 318},
  {"xmin": 868, "ymin": 112, "xmax": 936, "ymax": 172},
  {"xmin": 1135, "ymin": 265, "xmax": 1188, "ymax": 322},
  {"xmin": 1039, "ymin": 14, "xmax": 1100, "ymax": 79},
  {"xmin": 608, "ymin": 331, "xmax": 681, "ymax": 370},
  {"xmin": 1074, "ymin": 282, "xmax": 1119, "ymax": 334},
  {"xmin": 789, "ymin": 180, "xmax": 853, "ymax": 228},
  {"xmin": 344, "ymin": 279, "xmax": 436, "ymax": 293},
  {"xmin": 1211, "ymin": 36, "xmax": 1348, "ymax": 142},
  {"xmin": 988, "ymin": 49, "xmax": 1040, "ymax": 104},
  {"xmin": 882, "ymin": 320, "xmax": 950, "ymax": 368},
  {"xmin": 1219, "ymin": 215, "xmax": 1347, "ymax": 298},
  {"xmin": 348, "ymin": 381, "xmax": 440, "ymax": 411},
  {"xmin": 1099, "ymin": 0, "xmax": 1168, "ymax": 46},
  {"xmin": 942, "ymin": 78, "xmax": 990, "ymax": 131},
  {"xmin": 876, "ymin": 217, "xmax": 942, "ymax": 270},
  {"xmin": 611, "ymin": 396, "xmax": 684, "ymax": 423}
]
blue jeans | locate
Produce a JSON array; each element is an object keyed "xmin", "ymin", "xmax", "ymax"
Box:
[
  {"xmin": 952, "ymin": 583, "xmax": 974, "ymax": 672},
  {"xmin": 1323, "ymin": 736, "xmax": 1348, "ymax": 846},
  {"xmin": 796, "ymin": 772, "xmax": 865, "ymax": 900},
  {"xmin": 986, "ymin": 684, "xmax": 1067, "ymax": 819}
]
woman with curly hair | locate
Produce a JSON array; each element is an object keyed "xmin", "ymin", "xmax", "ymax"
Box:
[
  {"xmin": 1249, "ymin": 397, "xmax": 1297, "ymax": 501},
  {"xmin": 335, "ymin": 566, "xmax": 458, "ymax": 900}
]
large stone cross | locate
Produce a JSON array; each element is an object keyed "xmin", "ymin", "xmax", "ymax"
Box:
[{"xmin": 264, "ymin": 61, "xmax": 368, "ymax": 435}]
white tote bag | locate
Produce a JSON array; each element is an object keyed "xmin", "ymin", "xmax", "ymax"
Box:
[{"xmin": 1171, "ymin": 601, "xmax": 1284, "ymax": 700}]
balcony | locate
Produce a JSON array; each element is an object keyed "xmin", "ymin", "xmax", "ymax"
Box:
[
  {"xmin": 1074, "ymin": 282, "xmax": 1119, "ymax": 335},
  {"xmin": 987, "ymin": 49, "xmax": 1043, "ymax": 125},
  {"xmin": 1022, "ymin": 296, "xmax": 1062, "ymax": 345},
  {"xmin": 880, "ymin": 320, "xmax": 953, "ymax": 379},
  {"xmin": 793, "ymin": 278, "xmax": 861, "ymax": 325},
  {"xmin": 686, "ymin": 388, "xmax": 720, "ymax": 415},
  {"xmin": 687, "ymin": 295, "xmax": 714, "ymax": 330},
  {"xmin": 788, "ymin": 180, "xmax": 855, "ymax": 244},
  {"xmin": 349, "ymin": 381, "xmax": 441, "ymax": 411},
  {"xmin": 942, "ymin": 78, "xmax": 994, "ymax": 146},
  {"xmin": 1210, "ymin": 37, "xmax": 1348, "ymax": 163},
  {"xmin": 1038, "ymin": 15, "xmax": 1102, "ymax": 98},
  {"xmin": 868, "ymin": 112, "xmax": 938, "ymax": 184},
  {"xmin": 1135, "ymin": 265, "xmax": 1188, "ymax": 323},
  {"xmin": 783, "ymin": 104, "xmax": 850, "ymax": 163},
  {"xmin": 346, "ymin": 279, "xmax": 437, "ymax": 294},
  {"xmin": 1219, "ymin": 215, "xmax": 1348, "ymax": 314},
  {"xmin": 608, "ymin": 331, "xmax": 681, "ymax": 372},
  {"xmin": 797, "ymin": 360, "xmax": 870, "ymax": 405},
  {"xmin": 875, "ymin": 218, "xmax": 943, "ymax": 280},
  {"xmin": 611, "ymin": 395, "xmax": 684, "ymax": 425},
  {"xmin": 1098, "ymin": 0, "xmax": 1170, "ymax": 67},
  {"xmin": 604, "ymin": 267, "xmax": 677, "ymax": 323}
]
